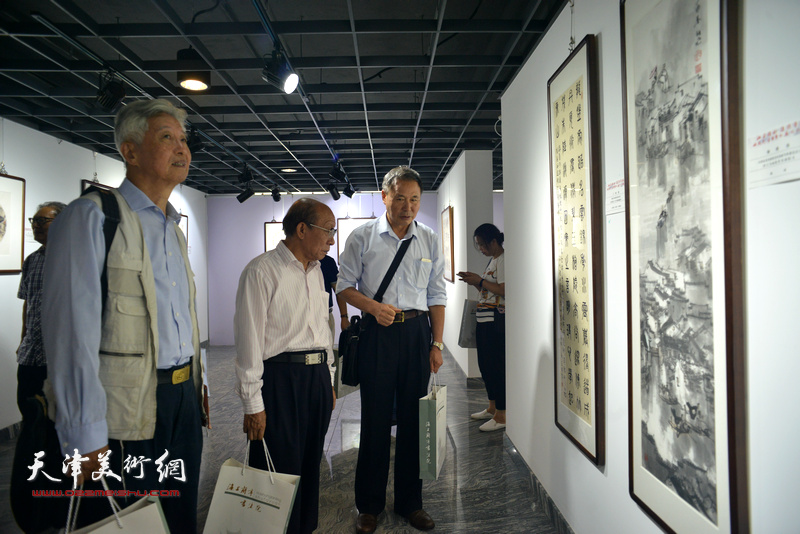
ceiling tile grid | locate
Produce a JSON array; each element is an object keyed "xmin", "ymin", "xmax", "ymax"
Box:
[{"xmin": 0, "ymin": 0, "xmax": 566, "ymax": 195}]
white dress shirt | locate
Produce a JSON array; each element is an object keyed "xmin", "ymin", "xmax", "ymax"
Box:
[
  {"xmin": 234, "ymin": 241, "xmax": 332, "ymax": 414},
  {"xmin": 336, "ymin": 214, "xmax": 447, "ymax": 310}
]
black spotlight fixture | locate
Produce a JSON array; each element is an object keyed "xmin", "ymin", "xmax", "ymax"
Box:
[
  {"xmin": 343, "ymin": 183, "xmax": 355, "ymax": 198},
  {"xmin": 95, "ymin": 70, "xmax": 126, "ymax": 112},
  {"xmin": 177, "ymin": 47, "xmax": 210, "ymax": 91},
  {"xmin": 262, "ymin": 49, "xmax": 299, "ymax": 94},
  {"xmin": 238, "ymin": 164, "xmax": 253, "ymax": 184},
  {"xmin": 237, "ymin": 186, "xmax": 255, "ymax": 204},
  {"xmin": 271, "ymin": 188, "xmax": 281, "ymax": 202},
  {"xmin": 186, "ymin": 127, "xmax": 207, "ymax": 153},
  {"xmin": 328, "ymin": 162, "xmax": 347, "ymax": 183},
  {"xmin": 327, "ymin": 181, "xmax": 341, "ymax": 201}
]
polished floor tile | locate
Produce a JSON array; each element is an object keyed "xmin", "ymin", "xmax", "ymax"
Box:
[{"xmin": 1, "ymin": 346, "xmax": 556, "ymax": 533}]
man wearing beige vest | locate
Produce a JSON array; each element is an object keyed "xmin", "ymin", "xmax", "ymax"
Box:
[{"xmin": 43, "ymin": 99, "xmax": 208, "ymax": 533}]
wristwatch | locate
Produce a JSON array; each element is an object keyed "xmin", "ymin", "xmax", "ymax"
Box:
[{"xmin": 431, "ymin": 341, "xmax": 444, "ymax": 351}]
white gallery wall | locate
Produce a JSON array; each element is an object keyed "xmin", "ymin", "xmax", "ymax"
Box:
[
  {"xmin": 0, "ymin": 119, "xmax": 210, "ymax": 430},
  {"xmin": 741, "ymin": 0, "xmax": 800, "ymax": 530},
  {"xmin": 501, "ymin": 0, "xmax": 799, "ymax": 532},
  {"xmin": 436, "ymin": 150, "xmax": 494, "ymax": 377}
]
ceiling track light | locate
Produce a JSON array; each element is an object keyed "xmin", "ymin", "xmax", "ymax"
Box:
[
  {"xmin": 186, "ymin": 126, "xmax": 207, "ymax": 153},
  {"xmin": 237, "ymin": 186, "xmax": 255, "ymax": 204},
  {"xmin": 262, "ymin": 49, "xmax": 298, "ymax": 94},
  {"xmin": 327, "ymin": 181, "xmax": 341, "ymax": 201},
  {"xmin": 343, "ymin": 183, "xmax": 355, "ymax": 198},
  {"xmin": 177, "ymin": 47, "xmax": 210, "ymax": 91},
  {"xmin": 95, "ymin": 70, "xmax": 126, "ymax": 112},
  {"xmin": 238, "ymin": 164, "xmax": 253, "ymax": 184},
  {"xmin": 271, "ymin": 188, "xmax": 281, "ymax": 202},
  {"xmin": 328, "ymin": 162, "xmax": 347, "ymax": 183}
]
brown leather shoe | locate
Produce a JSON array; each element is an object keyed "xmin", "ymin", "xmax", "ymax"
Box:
[
  {"xmin": 356, "ymin": 512, "xmax": 378, "ymax": 533},
  {"xmin": 405, "ymin": 509, "xmax": 435, "ymax": 531}
]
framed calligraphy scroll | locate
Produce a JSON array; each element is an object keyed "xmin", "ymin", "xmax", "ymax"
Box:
[
  {"xmin": 0, "ymin": 173, "xmax": 26, "ymax": 274},
  {"xmin": 548, "ymin": 34, "xmax": 605, "ymax": 465},
  {"xmin": 622, "ymin": 0, "xmax": 747, "ymax": 532}
]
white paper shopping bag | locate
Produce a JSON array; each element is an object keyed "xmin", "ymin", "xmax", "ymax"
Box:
[
  {"xmin": 419, "ymin": 374, "xmax": 447, "ymax": 480},
  {"xmin": 69, "ymin": 496, "xmax": 168, "ymax": 533},
  {"xmin": 203, "ymin": 440, "xmax": 299, "ymax": 534}
]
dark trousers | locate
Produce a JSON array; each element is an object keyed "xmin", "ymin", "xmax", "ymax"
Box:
[
  {"xmin": 75, "ymin": 376, "xmax": 203, "ymax": 534},
  {"xmin": 355, "ymin": 314, "xmax": 431, "ymax": 516},
  {"xmin": 476, "ymin": 315, "xmax": 506, "ymax": 410},
  {"xmin": 248, "ymin": 360, "xmax": 333, "ymax": 534},
  {"xmin": 16, "ymin": 363, "xmax": 47, "ymax": 417}
]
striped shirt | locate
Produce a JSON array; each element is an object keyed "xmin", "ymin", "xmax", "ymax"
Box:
[
  {"xmin": 234, "ymin": 241, "xmax": 332, "ymax": 414},
  {"xmin": 17, "ymin": 247, "xmax": 47, "ymax": 366},
  {"xmin": 476, "ymin": 253, "xmax": 505, "ymax": 323}
]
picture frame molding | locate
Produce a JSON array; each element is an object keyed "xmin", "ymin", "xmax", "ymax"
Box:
[
  {"xmin": 620, "ymin": 0, "xmax": 748, "ymax": 531},
  {"xmin": 264, "ymin": 221, "xmax": 284, "ymax": 252},
  {"xmin": 547, "ymin": 34, "xmax": 605, "ymax": 466},
  {"xmin": 441, "ymin": 206, "xmax": 454, "ymax": 283},
  {"xmin": 0, "ymin": 173, "xmax": 26, "ymax": 274},
  {"xmin": 80, "ymin": 179, "xmax": 113, "ymax": 193},
  {"xmin": 178, "ymin": 213, "xmax": 189, "ymax": 246},
  {"xmin": 337, "ymin": 217, "xmax": 375, "ymax": 260}
]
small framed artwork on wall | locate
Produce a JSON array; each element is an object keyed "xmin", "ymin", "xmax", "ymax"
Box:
[
  {"xmin": 81, "ymin": 179, "xmax": 113, "ymax": 193},
  {"xmin": 441, "ymin": 206, "xmax": 454, "ymax": 283},
  {"xmin": 337, "ymin": 217, "xmax": 375, "ymax": 261},
  {"xmin": 178, "ymin": 214, "xmax": 189, "ymax": 245},
  {"xmin": 264, "ymin": 221, "xmax": 284, "ymax": 252},
  {"xmin": 0, "ymin": 173, "xmax": 26, "ymax": 274}
]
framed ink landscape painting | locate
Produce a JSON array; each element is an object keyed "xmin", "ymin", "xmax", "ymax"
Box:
[{"xmin": 621, "ymin": 0, "xmax": 747, "ymax": 532}]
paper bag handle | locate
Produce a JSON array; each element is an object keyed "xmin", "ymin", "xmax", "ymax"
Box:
[
  {"xmin": 243, "ymin": 438, "xmax": 277, "ymax": 485},
  {"xmin": 430, "ymin": 372, "xmax": 442, "ymax": 400},
  {"xmin": 65, "ymin": 477, "xmax": 123, "ymax": 532}
]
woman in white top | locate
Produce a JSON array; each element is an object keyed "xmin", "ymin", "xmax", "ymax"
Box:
[{"xmin": 457, "ymin": 224, "xmax": 506, "ymax": 432}]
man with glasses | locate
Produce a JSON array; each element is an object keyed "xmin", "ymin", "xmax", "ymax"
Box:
[
  {"xmin": 234, "ymin": 197, "xmax": 337, "ymax": 534},
  {"xmin": 16, "ymin": 201, "xmax": 66, "ymax": 417},
  {"xmin": 337, "ymin": 166, "xmax": 446, "ymax": 533}
]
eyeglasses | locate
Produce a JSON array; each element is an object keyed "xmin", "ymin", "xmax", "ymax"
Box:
[
  {"xmin": 307, "ymin": 223, "xmax": 337, "ymax": 238},
  {"xmin": 29, "ymin": 217, "xmax": 55, "ymax": 226}
]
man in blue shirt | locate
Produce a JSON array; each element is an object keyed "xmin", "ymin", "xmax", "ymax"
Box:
[
  {"xmin": 16, "ymin": 201, "xmax": 66, "ymax": 417},
  {"xmin": 337, "ymin": 166, "xmax": 446, "ymax": 533},
  {"xmin": 42, "ymin": 99, "xmax": 207, "ymax": 533}
]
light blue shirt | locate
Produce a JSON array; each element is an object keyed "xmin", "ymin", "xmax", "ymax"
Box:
[
  {"xmin": 42, "ymin": 179, "xmax": 195, "ymax": 455},
  {"xmin": 336, "ymin": 214, "xmax": 447, "ymax": 310}
]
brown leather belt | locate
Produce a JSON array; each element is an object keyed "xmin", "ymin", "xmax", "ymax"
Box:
[{"xmin": 393, "ymin": 310, "xmax": 427, "ymax": 323}]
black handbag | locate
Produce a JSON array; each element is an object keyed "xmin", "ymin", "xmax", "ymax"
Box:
[{"xmin": 339, "ymin": 238, "xmax": 412, "ymax": 386}]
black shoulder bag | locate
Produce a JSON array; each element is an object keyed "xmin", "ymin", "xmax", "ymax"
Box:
[{"xmin": 339, "ymin": 238, "xmax": 412, "ymax": 386}]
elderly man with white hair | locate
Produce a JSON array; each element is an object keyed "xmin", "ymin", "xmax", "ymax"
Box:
[{"xmin": 43, "ymin": 99, "xmax": 208, "ymax": 533}]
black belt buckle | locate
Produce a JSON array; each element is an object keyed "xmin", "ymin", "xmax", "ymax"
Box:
[{"xmin": 393, "ymin": 311, "xmax": 405, "ymax": 323}]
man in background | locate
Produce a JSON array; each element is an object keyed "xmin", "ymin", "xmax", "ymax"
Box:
[
  {"xmin": 320, "ymin": 254, "xmax": 350, "ymax": 389},
  {"xmin": 16, "ymin": 201, "xmax": 66, "ymax": 417}
]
